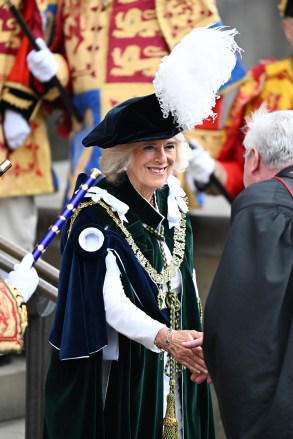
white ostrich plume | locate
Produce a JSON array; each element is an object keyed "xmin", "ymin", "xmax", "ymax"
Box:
[{"xmin": 153, "ymin": 26, "xmax": 243, "ymax": 131}]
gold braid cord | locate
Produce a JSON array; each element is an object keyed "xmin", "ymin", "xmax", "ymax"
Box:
[
  {"xmin": 96, "ymin": 200, "xmax": 187, "ymax": 286},
  {"xmin": 67, "ymin": 200, "xmax": 97, "ymax": 237},
  {"xmin": 146, "ymin": 224, "xmax": 183, "ymax": 439},
  {"xmin": 161, "ymin": 247, "xmax": 181, "ymax": 439}
]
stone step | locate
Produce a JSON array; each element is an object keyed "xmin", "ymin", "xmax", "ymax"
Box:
[
  {"xmin": 0, "ymin": 356, "xmax": 26, "ymax": 422},
  {"xmin": 0, "ymin": 416, "xmax": 25, "ymax": 439}
]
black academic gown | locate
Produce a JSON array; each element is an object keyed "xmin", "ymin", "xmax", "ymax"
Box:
[
  {"xmin": 43, "ymin": 175, "xmax": 215, "ymax": 439},
  {"xmin": 203, "ymin": 166, "xmax": 293, "ymax": 439}
]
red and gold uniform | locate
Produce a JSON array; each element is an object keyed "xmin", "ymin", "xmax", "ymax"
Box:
[{"xmin": 0, "ymin": 0, "xmax": 69, "ymax": 198}]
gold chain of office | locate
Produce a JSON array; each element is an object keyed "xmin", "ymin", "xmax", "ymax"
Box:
[
  {"xmin": 68, "ymin": 199, "xmax": 187, "ymax": 285},
  {"xmin": 98, "ymin": 200, "xmax": 187, "ymax": 285}
]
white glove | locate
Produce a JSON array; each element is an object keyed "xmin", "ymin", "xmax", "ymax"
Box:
[
  {"xmin": 187, "ymin": 140, "xmax": 216, "ymax": 184},
  {"xmin": 3, "ymin": 110, "xmax": 31, "ymax": 149},
  {"xmin": 26, "ymin": 38, "xmax": 58, "ymax": 82},
  {"xmin": 5, "ymin": 253, "xmax": 39, "ymax": 303}
]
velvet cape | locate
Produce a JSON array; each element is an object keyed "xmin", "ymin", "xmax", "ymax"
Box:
[
  {"xmin": 203, "ymin": 166, "xmax": 293, "ymax": 439},
  {"xmin": 44, "ymin": 175, "xmax": 215, "ymax": 439}
]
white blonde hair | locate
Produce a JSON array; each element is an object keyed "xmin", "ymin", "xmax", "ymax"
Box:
[
  {"xmin": 100, "ymin": 133, "xmax": 191, "ymax": 184},
  {"xmin": 243, "ymin": 104, "xmax": 293, "ymax": 169}
]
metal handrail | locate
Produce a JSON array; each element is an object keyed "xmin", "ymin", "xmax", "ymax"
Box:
[
  {"xmin": 0, "ymin": 251, "xmax": 58, "ymax": 302},
  {"xmin": 0, "ymin": 234, "xmax": 59, "ymax": 290}
]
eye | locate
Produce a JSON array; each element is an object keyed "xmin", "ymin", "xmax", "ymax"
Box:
[
  {"xmin": 143, "ymin": 144, "xmax": 156, "ymax": 151},
  {"xmin": 165, "ymin": 144, "xmax": 176, "ymax": 151}
]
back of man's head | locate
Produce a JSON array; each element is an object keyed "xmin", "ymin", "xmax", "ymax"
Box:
[{"xmin": 243, "ymin": 106, "xmax": 293, "ymax": 170}]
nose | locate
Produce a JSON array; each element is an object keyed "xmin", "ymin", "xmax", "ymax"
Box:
[{"xmin": 154, "ymin": 146, "xmax": 167, "ymax": 162}]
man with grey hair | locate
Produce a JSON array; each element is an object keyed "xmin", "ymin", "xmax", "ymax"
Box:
[{"xmin": 184, "ymin": 106, "xmax": 293, "ymax": 438}]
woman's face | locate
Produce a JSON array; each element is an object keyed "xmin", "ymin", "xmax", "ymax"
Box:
[{"xmin": 127, "ymin": 137, "xmax": 177, "ymax": 200}]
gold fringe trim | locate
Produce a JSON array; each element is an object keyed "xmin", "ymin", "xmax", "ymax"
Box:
[
  {"xmin": 0, "ymin": 281, "xmax": 28, "ymax": 354},
  {"xmin": 3, "ymin": 81, "xmax": 38, "ymax": 97},
  {"xmin": 2, "ymin": 89, "xmax": 34, "ymax": 110}
]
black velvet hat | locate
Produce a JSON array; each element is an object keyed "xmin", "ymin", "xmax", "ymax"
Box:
[
  {"xmin": 279, "ymin": 0, "xmax": 293, "ymax": 17},
  {"xmin": 82, "ymin": 93, "xmax": 181, "ymax": 149}
]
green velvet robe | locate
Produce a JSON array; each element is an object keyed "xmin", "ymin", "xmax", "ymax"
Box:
[{"xmin": 43, "ymin": 175, "xmax": 215, "ymax": 438}]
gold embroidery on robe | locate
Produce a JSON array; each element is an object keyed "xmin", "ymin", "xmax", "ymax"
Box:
[
  {"xmin": 111, "ymin": 45, "xmax": 167, "ymax": 77},
  {"xmin": 156, "ymin": 0, "xmax": 220, "ymax": 49},
  {"xmin": 113, "ymin": 8, "xmax": 161, "ymax": 38}
]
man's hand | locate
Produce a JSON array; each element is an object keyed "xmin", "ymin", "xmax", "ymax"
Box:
[
  {"xmin": 182, "ymin": 336, "xmax": 212, "ymax": 384},
  {"xmin": 3, "ymin": 110, "xmax": 31, "ymax": 149},
  {"xmin": 27, "ymin": 38, "xmax": 58, "ymax": 82}
]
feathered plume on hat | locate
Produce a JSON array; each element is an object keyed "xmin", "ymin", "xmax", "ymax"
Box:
[
  {"xmin": 153, "ymin": 26, "xmax": 243, "ymax": 131},
  {"xmin": 82, "ymin": 25, "xmax": 243, "ymax": 149}
]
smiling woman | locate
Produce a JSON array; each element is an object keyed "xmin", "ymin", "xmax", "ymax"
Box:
[
  {"xmin": 43, "ymin": 93, "xmax": 215, "ymax": 439},
  {"xmin": 100, "ymin": 132, "xmax": 191, "ymax": 188},
  {"xmin": 100, "ymin": 135, "xmax": 191, "ymax": 203},
  {"xmin": 115, "ymin": 138, "xmax": 177, "ymax": 202},
  {"xmin": 43, "ymin": 24, "xmax": 242, "ymax": 439}
]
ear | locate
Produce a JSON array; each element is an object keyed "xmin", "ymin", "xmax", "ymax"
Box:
[{"xmin": 250, "ymin": 147, "xmax": 261, "ymax": 174}]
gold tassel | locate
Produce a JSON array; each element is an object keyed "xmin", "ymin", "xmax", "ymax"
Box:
[{"xmin": 163, "ymin": 379, "xmax": 179, "ymax": 439}]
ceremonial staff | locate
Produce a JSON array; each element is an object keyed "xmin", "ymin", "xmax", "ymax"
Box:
[
  {"xmin": 210, "ymin": 173, "xmax": 233, "ymax": 204},
  {"xmin": 4, "ymin": 0, "xmax": 82, "ymax": 123},
  {"xmin": 32, "ymin": 168, "xmax": 101, "ymax": 263}
]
